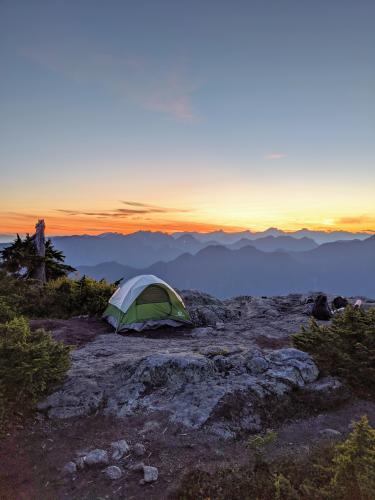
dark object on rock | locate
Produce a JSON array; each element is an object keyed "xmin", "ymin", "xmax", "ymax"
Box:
[
  {"xmin": 332, "ymin": 296, "xmax": 348, "ymax": 310},
  {"xmin": 312, "ymin": 294, "xmax": 332, "ymax": 321}
]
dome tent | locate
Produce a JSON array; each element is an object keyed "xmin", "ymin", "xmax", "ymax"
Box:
[{"xmin": 103, "ymin": 274, "xmax": 191, "ymax": 332}]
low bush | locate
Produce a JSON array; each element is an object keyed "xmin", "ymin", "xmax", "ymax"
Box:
[
  {"xmin": 327, "ymin": 415, "xmax": 375, "ymax": 499},
  {"xmin": 19, "ymin": 275, "xmax": 117, "ymax": 318},
  {"xmin": 175, "ymin": 416, "xmax": 375, "ymax": 500},
  {"xmin": 0, "ymin": 271, "xmax": 116, "ymax": 319},
  {"xmin": 292, "ymin": 307, "xmax": 375, "ymax": 396},
  {"xmin": 0, "ymin": 297, "xmax": 17, "ymax": 323},
  {"xmin": 0, "ymin": 316, "xmax": 71, "ymax": 432},
  {"xmin": 0, "ymin": 270, "xmax": 26, "ymax": 315},
  {"xmin": 0, "ymin": 271, "xmax": 114, "ymax": 433}
]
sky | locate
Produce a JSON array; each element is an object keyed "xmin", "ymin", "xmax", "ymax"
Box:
[{"xmin": 0, "ymin": 0, "xmax": 374, "ymax": 238}]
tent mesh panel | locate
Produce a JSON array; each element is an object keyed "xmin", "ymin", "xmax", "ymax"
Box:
[{"xmin": 136, "ymin": 285, "xmax": 170, "ymax": 305}]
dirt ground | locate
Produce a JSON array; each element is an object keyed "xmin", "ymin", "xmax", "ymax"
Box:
[
  {"xmin": 1, "ymin": 314, "xmax": 374, "ymax": 499},
  {"xmin": 1, "ymin": 396, "xmax": 375, "ymax": 500}
]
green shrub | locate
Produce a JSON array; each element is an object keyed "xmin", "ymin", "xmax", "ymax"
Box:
[
  {"xmin": 175, "ymin": 417, "xmax": 375, "ymax": 500},
  {"xmin": 0, "ymin": 316, "xmax": 71, "ymax": 430},
  {"xmin": 293, "ymin": 306, "xmax": 375, "ymax": 396},
  {"xmin": 0, "ymin": 270, "xmax": 26, "ymax": 315},
  {"xmin": 0, "ymin": 271, "xmax": 116, "ymax": 319},
  {"xmin": 327, "ymin": 415, "xmax": 375, "ymax": 499},
  {"xmin": 0, "ymin": 297, "xmax": 17, "ymax": 323}
]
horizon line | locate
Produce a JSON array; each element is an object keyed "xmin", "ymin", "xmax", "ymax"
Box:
[{"xmin": 1, "ymin": 225, "xmax": 375, "ymax": 241}]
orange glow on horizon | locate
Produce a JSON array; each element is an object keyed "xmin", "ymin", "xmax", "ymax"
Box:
[{"xmin": 0, "ymin": 211, "xmax": 374, "ymax": 237}]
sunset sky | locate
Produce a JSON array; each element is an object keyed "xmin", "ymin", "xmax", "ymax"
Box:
[{"xmin": 1, "ymin": 0, "xmax": 374, "ymax": 238}]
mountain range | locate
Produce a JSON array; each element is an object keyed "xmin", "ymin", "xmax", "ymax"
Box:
[
  {"xmin": 46, "ymin": 228, "xmax": 371, "ymax": 268},
  {"xmin": 48, "ymin": 231, "xmax": 324, "ymax": 268},
  {"xmin": 2, "ymin": 229, "xmax": 374, "ymax": 298},
  {"xmin": 77, "ymin": 235, "xmax": 375, "ymax": 298}
]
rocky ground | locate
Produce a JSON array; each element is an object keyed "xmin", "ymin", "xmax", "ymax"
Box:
[{"xmin": 1, "ymin": 291, "xmax": 375, "ymax": 499}]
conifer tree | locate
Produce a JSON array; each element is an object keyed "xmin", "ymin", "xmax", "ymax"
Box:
[{"xmin": 0, "ymin": 234, "xmax": 76, "ymax": 281}]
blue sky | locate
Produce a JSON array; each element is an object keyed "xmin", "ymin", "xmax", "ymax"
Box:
[{"xmin": 0, "ymin": 0, "xmax": 374, "ymax": 235}]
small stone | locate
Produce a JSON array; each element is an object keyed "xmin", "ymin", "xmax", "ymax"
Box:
[
  {"xmin": 133, "ymin": 443, "xmax": 146, "ymax": 457},
  {"xmin": 216, "ymin": 321, "xmax": 225, "ymax": 330},
  {"xmin": 84, "ymin": 449, "xmax": 109, "ymax": 467},
  {"xmin": 318, "ymin": 428, "xmax": 342, "ymax": 439},
  {"xmin": 139, "ymin": 421, "xmax": 161, "ymax": 434},
  {"xmin": 74, "ymin": 456, "xmax": 85, "ymax": 470},
  {"xmin": 128, "ymin": 461, "xmax": 144, "ymax": 472},
  {"xmin": 191, "ymin": 327, "xmax": 215, "ymax": 338},
  {"xmin": 62, "ymin": 461, "xmax": 77, "ymax": 475},
  {"xmin": 143, "ymin": 465, "xmax": 158, "ymax": 483},
  {"xmin": 103, "ymin": 465, "xmax": 122, "ymax": 480},
  {"xmin": 111, "ymin": 439, "xmax": 130, "ymax": 460}
]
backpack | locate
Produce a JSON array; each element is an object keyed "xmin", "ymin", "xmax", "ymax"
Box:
[
  {"xmin": 332, "ymin": 296, "xmax": 348, "ymax": 310},
  {"xmin": 312, "ymin": 294, "xmax": 332, "ymax": 321}
]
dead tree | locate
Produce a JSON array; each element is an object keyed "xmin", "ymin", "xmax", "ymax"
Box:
[{"xmin": 33, "ymin": 219, "xmax": 46, "ymax": 283}]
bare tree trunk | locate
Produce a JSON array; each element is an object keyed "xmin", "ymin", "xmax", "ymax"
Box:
[{"xmin": 33, "ymin": 219, "xmax": 46, "ymax": 283}]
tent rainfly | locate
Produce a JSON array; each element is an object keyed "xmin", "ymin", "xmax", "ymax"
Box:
[{"xmin": 103, "ymin": 274, "xmax": 191, "ymax": 332}]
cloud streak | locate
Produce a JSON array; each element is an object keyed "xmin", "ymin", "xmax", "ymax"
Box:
[
  {"xmin": 121, "ymin": 200, "xmax": 190, "ymax": 213},
  {"xmin": 56, "ymin": 201, "xmax": 191, "ymax": 219},
  {"xmin": 264, "ymin": 153, "xmax": 287, "ymax": 160},
  {"xmin": 335, "ymin": 215, "xmax": 375, "ymax": 226}
]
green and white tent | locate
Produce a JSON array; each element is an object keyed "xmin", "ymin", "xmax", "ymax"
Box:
[{"xmin": 103, "ymin": 274, "xmax": 191, "ymax": 332}]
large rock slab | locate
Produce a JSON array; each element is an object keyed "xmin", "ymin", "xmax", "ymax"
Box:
[
  {"xmin": 41, "ymin": 292, "xmax": 366, "ymax": 435},
  {"xmin": 39, "ymin": 329, "xmax": 320, "ymax": 435}
]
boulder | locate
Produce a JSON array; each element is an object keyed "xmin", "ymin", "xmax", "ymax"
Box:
[{"xmin": 40, "ymin": 341, "xmax": 321, "ymax": 436}]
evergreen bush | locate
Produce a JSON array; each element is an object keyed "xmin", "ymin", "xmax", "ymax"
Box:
[
  {"xmin": 293, "ymin": 306, "xmax": 375, "ymax": 395},
  {"xmin": 0, "ymin": 271, "xmax": 116, "ymax": 319},
  {"xmin": 0, "ymin": 316, "xmax": 71, "ymax": 403}
]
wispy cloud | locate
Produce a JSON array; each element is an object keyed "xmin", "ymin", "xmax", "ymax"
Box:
[
  {"xmin": 24, "ymin": 44, "xmax": 200, "ymax": 121},
  {"xmin": 57, "ymin": 208, "xmax": 156, "ymax": 218},
  {"xmin": 264, "ymin": 153, "xmax": 287, "ymax": 160},
  {"xmin": 56, "ymin": 201, "xmax": 191, "ymax": 219},
  {"xmin": 335, "ymin": 215, "xmax": 375, "ymax": 226},
  {"xmin": 121, "ymin": 200, "xmax": 190, "ymax": 213}
]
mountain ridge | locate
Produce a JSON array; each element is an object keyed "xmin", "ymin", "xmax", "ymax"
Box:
[{"xmin": 77, "ymin": 236, "xmax": 375, "ymax": 298}]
